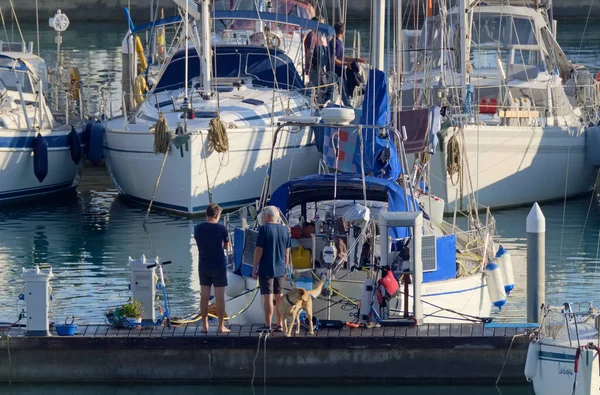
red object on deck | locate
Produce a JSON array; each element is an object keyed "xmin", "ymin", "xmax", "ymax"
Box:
[
  {"xmin": 480, "ymin": 98, "xmax": 497, "ymax": 114},
  {"xmin": 291, "ymin": 227, "xmax": 302, "ymax": 239}
]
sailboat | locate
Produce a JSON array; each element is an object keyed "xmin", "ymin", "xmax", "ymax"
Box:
[
  {"xmin": 399, "ymin": 0, "xmax": 597, "ymax": 213},
  {"xmin": 216, "ymin": 0, "xmax": 515, "ymax": 326},
  {"xmin": 524, "ymin": 302, "xmax": 600, "ymax": 395},
  {"xmin": 0, "ymin": 11, "xmax": 84, "ymax": 205},
  {"xmin": 100, "ymin": 0, "xmax": 330, "ymax": 215}
]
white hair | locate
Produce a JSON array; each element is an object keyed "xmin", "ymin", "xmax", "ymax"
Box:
[{"xmin": 262, "ymin": 206, "xmax": 280, "ymax": 223}]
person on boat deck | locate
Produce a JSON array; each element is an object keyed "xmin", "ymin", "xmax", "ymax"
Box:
[
  {"xmin": 252, "ymin": 206, "xmax": 292, "ymax": 332},
  {"xmin": 328, "ymin": 22, "xmax": 365, "ymax": 106},
  {"xmin": 304, "ymin": 16, "xmax": 328, "ymax": 87},
  {"xmin": 194, "ymin": 203, "xmax": 230, "ymax": 334}
]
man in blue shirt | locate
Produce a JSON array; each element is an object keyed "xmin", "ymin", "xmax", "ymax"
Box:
[
  {"xmin": 194, "ymin": 203, "xmax": 230, "ymax": 333},
  {"xmin": 252, "ymin": 206, "xmax": 291, "ymax": 331},
  {"xmin": 329, "ymin": 22, "xmax": 365, "ymax": 106}
]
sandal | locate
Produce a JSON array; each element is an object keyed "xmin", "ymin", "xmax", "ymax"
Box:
[
  {"xmin": 273, "ymin": 325, "xmax": 283, "ymax": 333},
  {"xmin": 256, "ymin": 325, "xmax": 272, "ymax": 332}
]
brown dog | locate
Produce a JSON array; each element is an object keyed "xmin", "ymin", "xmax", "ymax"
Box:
[{"xmin": 281, "ymin": 281, "xmax": 325, "ymax": 336}]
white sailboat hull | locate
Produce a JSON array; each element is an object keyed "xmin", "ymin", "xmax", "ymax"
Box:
[
  {"xmin": 224, "ymin": 272, "xmax": 491, "ymax": 325},
  {"xmin": 430, "ymin": 125, "xmax": 595, "ymax": 213},
  {"xmin": 0, "ymin": 129, "xmax": 80, "ymax": 203},
  {"xmin": 104, "ymin": 120, "xmax": 320, "ymax": 215},
  {"xmin": 530, "ymin": 342, "xmax": 600, "ymax": 395}
]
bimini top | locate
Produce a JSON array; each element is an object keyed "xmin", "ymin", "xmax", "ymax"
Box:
[
  {"xmin": 269, "ymin": 174, "xmax": 420, "ymax": 238},
  {"xmin": 0, "ymin": 54, "xmax": 30, "ymax": 72},
  {"xmin": 154, "ymin": 45, "xmax": 304, "ymax": 92}
]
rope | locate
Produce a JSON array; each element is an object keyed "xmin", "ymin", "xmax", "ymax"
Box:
[
  {"xmin": 446, "ymin": 134, "xmax": 461, "ymax": 186},
  {"xmin": 144, "ymin": 114, "xmax": 170, "ymax": 224},
  {"xmin": 251, "ymin": 332, "xmax": 265, "ymax": 387},
  {"xmin": 495, "ymin": 333, "xmax": 527, "ymax": 388},
  {"xmin": 171, "ymin": 282, "xmax": 260, "ymax": 325},
  {"xmin": 0, "ymin": 7, "xmax": 9, "ymax": 44},
  {"xmin": 151, "ymin": 113, "xmax": 170, "ymax": 154},
  {"xmin": 7, "ymin": 0, "xmax": 24, "ymax": 48},
  {"xmin": 35, "ymin": 0, "xmax": 40, "ymax": 56},
  {"xmin": 208, "ymin": 117, "xmax": 229, "ymax": 153}
]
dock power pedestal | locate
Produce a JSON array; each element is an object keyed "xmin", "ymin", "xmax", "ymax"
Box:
[
  {"xmin": 128, "ymin": 255, "xmax": 158, "ymax": 322},
  {"xmin": 22, "ymin": 265, "xmax": 54, "ymax": 336}
]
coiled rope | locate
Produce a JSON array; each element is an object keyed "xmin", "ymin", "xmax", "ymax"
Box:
[
  {"xmin": 151, "ymin": 113, "xmax": 170, "ymax": 154},
  {"xmin": 446, "ymin": 134, "xmax": 461, "ymax": 186},
  {"xmin": 208, "ymin": 116, "xmax": 229, "ymax": 153}
]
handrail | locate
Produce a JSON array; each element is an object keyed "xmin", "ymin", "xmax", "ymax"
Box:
[{"xmin": 131, "ymin": 10, "xmax": 334, "ymax": 36}]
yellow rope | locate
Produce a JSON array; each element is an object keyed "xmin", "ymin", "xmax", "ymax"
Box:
[
  {"xmin": 150, "ymin": 113, "xmax": 169, "ymax": 154},
  {"xmin": 208, "ymin": 116, "xmax": 229, "ymax": 153},
  {"xmin": 311, "ymin": 270, "xmax": 358, "ymax": 306},
  {"xmin": 171, "ymin": 281, "xmax": 259, "ymax": 325},
  {"xmin": 456, "ymin": 260, "xmax": 467, "ymax": 277}
]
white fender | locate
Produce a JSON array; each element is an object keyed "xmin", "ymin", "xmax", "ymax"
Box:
[
  {"xmin": 496, "ymin": 246, "xmax": 515, "ymax": 295},
  {"xmin": 524, "ymin": 341, "xmax": 541, "ymax": 382},
  {"xmin": 485, "ymin": 262, "xmax": 507, "ymax": 310},
  {"xmin": 225, "ymin": 271, "xmax": 246, "ymax": 297}
]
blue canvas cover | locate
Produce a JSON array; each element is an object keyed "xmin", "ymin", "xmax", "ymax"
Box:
[
  {"xmin": 269, "ymin": 174, "xmax": 419, "ymax": 239},
  {"xmin": 358, "ymin": 69, "xmax": 401, "ymax": 180},
  {"xmin": 154, "ymin": 45, "xmax": 304, "ymax": 92}
]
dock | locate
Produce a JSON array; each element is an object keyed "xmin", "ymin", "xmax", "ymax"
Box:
[{"xmin": 0, "ymin": 322, "xmax": 533, "ymax": 385}]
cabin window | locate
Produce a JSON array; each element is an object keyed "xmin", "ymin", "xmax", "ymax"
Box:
[{"xmin": 0, "ymin": 70, "xmax": 33, "ymax": 94}]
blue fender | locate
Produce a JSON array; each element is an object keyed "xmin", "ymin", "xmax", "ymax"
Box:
[
  {"xmin": 88, "ymin": 121, "xmax": 105, "ymax": 165},
  {"xmin": 68, "ymin": 126, "xmax": 82, "ymax": 165},
  {"xmin": 33, "ymin": 133, "xmax": 48, "ymax": 182}
]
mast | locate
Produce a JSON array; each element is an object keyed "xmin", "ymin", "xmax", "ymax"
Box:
[
  {"xmin": 184, "ymin": 0, "xmax": 189, "ymax": 102},
  {"xmin": 200, "ymin": 0, "xmax": 212, "ymax": 92},
  {"xmin": 394, "ymin": 0, "xmax": 403, "ymax": 113},
  {"xmin": 371, "ymin": 0, "xmax": 385, "ymax": 71}
]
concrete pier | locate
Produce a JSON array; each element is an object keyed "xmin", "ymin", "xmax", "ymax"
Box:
[{"xmin": 0, "ymin": 323, "xmax": 533, "ymax": 384}]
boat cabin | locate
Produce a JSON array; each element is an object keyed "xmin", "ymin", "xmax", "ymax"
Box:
[{"xmin": 233, "ymin": 174, "xmax": 460, "ymax": 284}]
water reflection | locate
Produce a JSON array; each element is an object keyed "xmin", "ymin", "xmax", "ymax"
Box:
[{"xmin": 0, "ymin": 186, "xmax": 208, "ymax": 324}]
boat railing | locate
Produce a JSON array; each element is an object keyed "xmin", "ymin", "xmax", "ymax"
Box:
[
  {"xmin": 538, "ymin": 302, "xmax": 600, "ymax": 344},
  {"xmin": 0, "ymin": 41, "xmax": 31, "ymax": 53}
]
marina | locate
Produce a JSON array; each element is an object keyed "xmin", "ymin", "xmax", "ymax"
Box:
[{"xmin": 1, "ymin": 0, "xmax": 600, "ymax": 392}]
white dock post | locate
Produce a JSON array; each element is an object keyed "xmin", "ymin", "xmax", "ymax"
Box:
[
  {"xmin": 526, "ymin": 203, "xmax": 546, "ymax": 324},
  {"xmin": 128, "ymin": 255, "xmax": 157, "ymax": 322},
  {"xmin": 22, "ymin": 265, "xmax": 54, "ymax": 336},
  {"xmin": 412, "ymin": 213, "xmax": 423, "ymax": 324},
  {"xmin": 377, "ymin": 212, "xmax": 423, "ymax": 324}
]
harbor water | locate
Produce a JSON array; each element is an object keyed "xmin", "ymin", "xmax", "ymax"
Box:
[{"xmin": 0, "ymin": 15, "xmax": 599, "ymax": 393}]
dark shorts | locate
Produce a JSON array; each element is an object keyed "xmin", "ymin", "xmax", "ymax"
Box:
[
  {"xmin": 259, "ymin": 276, "xmax": 284, "ymax": 295},
  {"xmin": 199, "ymin": 271, "xmax": 227, "ymax": 288}
]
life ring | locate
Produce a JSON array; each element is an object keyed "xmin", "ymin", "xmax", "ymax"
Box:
[
  {"xmin": 266, "ymin": 33, "xmax": 281, "ymax": 48},
  {"xmin": 135, "ymin": 36, "xmax": 148, "ymax": 73},
  {"xmin": 133, "ymin": 74, "xmax": 148, "ymax": 107},
  {"xmin": 69, "ymin": 67, "xmax": 81, "ymax": 101},
  {"xmin": 595, "ymin": 71, "xmax": 600, "ymax": 91}
]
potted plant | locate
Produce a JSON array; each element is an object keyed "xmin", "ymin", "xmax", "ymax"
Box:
[{"xmin": 119, "ymin": 298, "xmax": 144, "ymax": 325}]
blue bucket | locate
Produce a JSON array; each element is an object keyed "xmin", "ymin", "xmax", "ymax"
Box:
[{"xmin": 56, "ymin": 316, "xmax": 77, "ymax": 336}]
